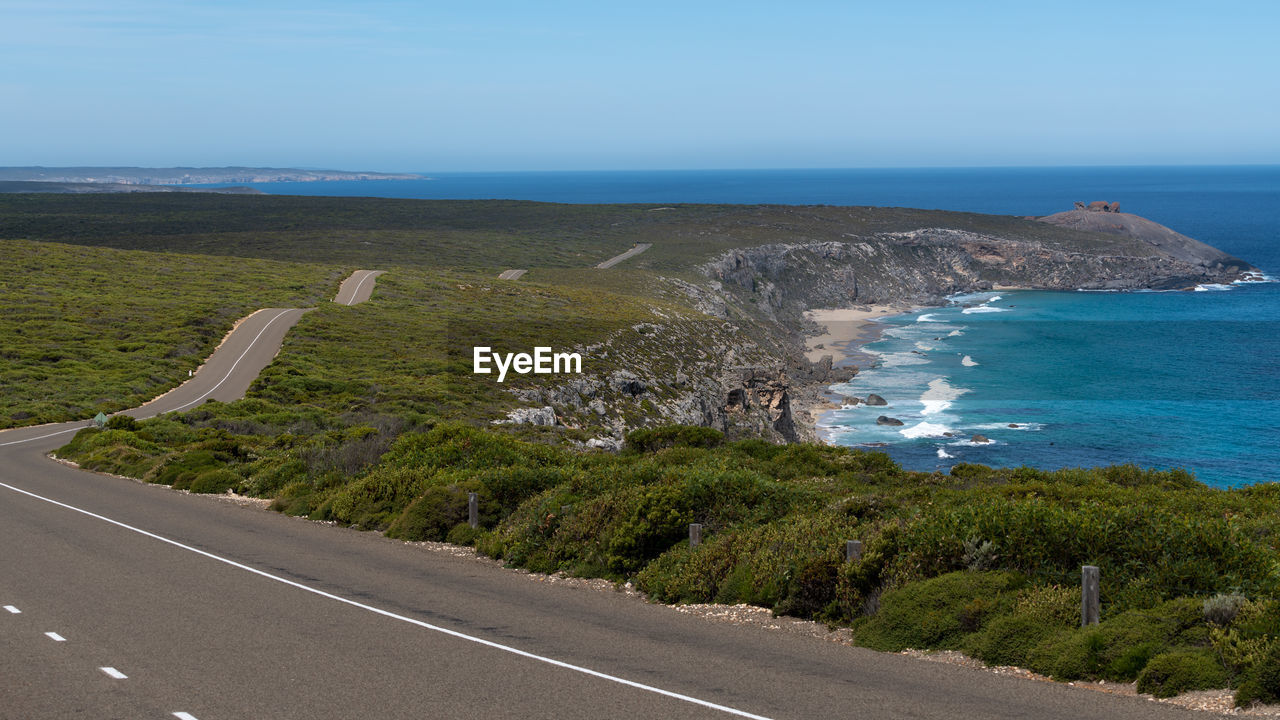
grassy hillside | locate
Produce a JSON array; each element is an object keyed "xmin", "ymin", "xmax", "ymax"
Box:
[
  {"xmin": 0, "ymin": 193, "xmax": 1166, "ymax": 275},
  {"xmin": 0, "ymin": 238, "xmax": 343, "ymax": 427}
]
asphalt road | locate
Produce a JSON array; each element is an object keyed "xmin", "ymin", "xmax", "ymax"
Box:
[
  {"xmin": 596, "ymin": 243, "xmax": 652, "ymax": 269},
  {"xmin": 333, "ymin": 269, "xmax": 384, "ymax": 305},
  {"xmin": 0, "ymin": 270, "xmax": 1211, "ymax": 719},
  {"xmin": 498, "ymin": 269, "xmax": 527, "ymax": 280}
]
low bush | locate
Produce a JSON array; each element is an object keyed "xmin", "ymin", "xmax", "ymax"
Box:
[
  {"xmin": 1235, "ymin": 641, "xmax": 1280, "ymax": 706},
  {"xmin": 854, "ymin": 571, "xmax": 1025, "ymax": 652},
  {"xmin": 1137, "ymin": 648, "xmax": 1229, "ymax": 698},
  {"xmin": 625, "ymin": 425, "xmax": 724, "ymax": 453},
  {"xmin": 188, "ymin": 468, "xmax": 242, "ymax": 494}
]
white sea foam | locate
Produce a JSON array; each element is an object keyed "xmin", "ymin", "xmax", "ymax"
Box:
[
  {"xmin": 961, "ymin": 305, "xmax": 1009, "ymax": 314},
  {"xmin": 901, "ymin": 422, "xmax": 953, "ymax": 439},
  {"xmin": 1235, "ymin": 271, "xmax": 1277, "ymax": 284},
  {"xmin": 915, "ymin": 342, "xmax": 936, "ymax": 351},
  {"xmin": 937, "ymin": 447, "xmax": 954, "ymax": 459},
  {"xmin": 947, "ymin": 291, "xmax": 1002, "ymax": 305},
  {"xmin": 949, "ymin": 438, "xmax": 1000, "ymax": 447},
  {"xmin": 961, "ymin": 355, "xmax": 978, "ymax": 367},
  {"xmin": 948, "ymin": 330, "xmax": 964, "ymax": 337},
  {"xmin": 879, "ymin": 351, "xmax": 929, "ymax": 368},
  {"xmin": 920, "ymin": 378, "xmax": 969, "ymax": 415},
  {"xmin": 916, "ymin": 313, "xmax": 943, "ymax": 323},
  {"xmin": 967, "ymin": 422, "xmax": 1044, "ymax": 432},
  {"xmin": 1194, "ymin": 283, "xmax": 1235, "ymax": 292}
]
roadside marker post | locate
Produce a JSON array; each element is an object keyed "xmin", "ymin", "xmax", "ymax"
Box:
[
  {"xmin": 1082, "ymin": 565, "xmax": 1100, "ymax": 627},
  {"xmin": 845, "ymin": 540, "xmax": 863, "ymax": 563},
  {"xmin": 468, "ymin": 492, "xmax": 479, "ymax": 529},
  {"xmin": 689, "ymin": 523, "xmax": 702, "ymax": 548}
]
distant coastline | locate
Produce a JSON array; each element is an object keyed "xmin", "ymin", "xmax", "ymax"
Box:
[{"xmin": 0, "ymin": 166, "xmax": 423, "ymax": 186}]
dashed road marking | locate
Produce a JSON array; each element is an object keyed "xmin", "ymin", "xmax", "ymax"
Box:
[
  {"xmin": 100, "ymin": 667, "xmax": 127, "ymax": 679},
  {"xmin": 173, "ymin": 713, "xmax": 200, "ymax": 720},
  {"xmin": 3, "ymin": 605, "xmax": 19, "ymax": 613},
  {"xmin": 0, "ymin": 480, "xmax": 774, "ymax": 720},
  {"xmin": 45, "ymin": 632, "xmax": 66, "ymax": 642}
]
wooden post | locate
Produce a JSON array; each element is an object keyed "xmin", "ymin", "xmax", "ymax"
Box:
[
  {"xmin": 1082, "ymin": 565, "xmax": 1100, "ymax": 627},
  {"xmin": 689, "ymin": 523, "xmax": 702, "ymax": 548},
  {"xmin": 468, "ymin": 492, "xmax": 478, "ymax": 529},
  {"xmin": 845, "ymin": 540, "xmax": 863, "ymax": 563}
]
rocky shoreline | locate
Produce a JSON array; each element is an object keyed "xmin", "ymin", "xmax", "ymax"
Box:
[{"xmin": 502, "ymin": 205, "xmax": 1257, "ymax": 447}]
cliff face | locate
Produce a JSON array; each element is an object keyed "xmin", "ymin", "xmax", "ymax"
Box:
[
  {"xmin": 507, "ymin": 210, "xmax": 1255, "ymax": 445},
  {"xmin": 1037, "ymin": 209, "xmax": 1253, "ymax": 271},
  {"xmin": 701, "ymin": 224, "xmax": 1251, "ymax": 322}
]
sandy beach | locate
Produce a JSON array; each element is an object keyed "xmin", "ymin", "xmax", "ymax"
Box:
[
  {"xmin": 795, "ymin": 304, "xmax": 919, "ymax": 437},
  {"xmin": 804, "ymin": 305, "xmax": 912, "ymax": 368}
]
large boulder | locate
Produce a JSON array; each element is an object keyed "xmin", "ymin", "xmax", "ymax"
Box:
[
  {"xmin": 503, "ymin": 407, "xmax": 558, "ymax": 426},
  {"xmin": 866, "ymin": 393, "xmax": 888, "ymax": 406},
  {"xmin": 877, "ymin": 415, "xmax": 904, "ymax": 426}
]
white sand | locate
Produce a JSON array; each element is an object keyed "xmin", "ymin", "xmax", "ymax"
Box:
[{"xmin": 804, "ymin": 305, "xmax": 907, "ymax": 366}]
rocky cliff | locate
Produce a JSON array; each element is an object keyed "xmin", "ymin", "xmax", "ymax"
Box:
[{"xmin": 506, "ymin": 208, "xmax": 1255, "ymax": 445}]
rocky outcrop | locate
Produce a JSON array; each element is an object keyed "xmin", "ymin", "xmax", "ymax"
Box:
[
  {"xmin": 1076, "ymin": 200, "xmax": 1121, "ymax": 213},
  {"xmin": 877, "ymin": 416, "xmax": 904, "ymax": 426},
  {"xmin": 1038, "ymin": 207, "xmax": 1253, "ymax": 273},
  {"xmin": 500, "ymin": 407, "xmax": 558, "ymax": 426}
]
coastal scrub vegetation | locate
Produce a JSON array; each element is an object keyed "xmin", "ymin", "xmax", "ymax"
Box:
[
  {"xmin": 59, "ymin": 420, "xmax": 1280, "ymax": 704},
  {"xmin": 0, "ymin": 238, "xmax": 342, "ymax": 427},
  {"xmin": 6, "ymin": 193, "xmax": 1277, "ymax": 705}
]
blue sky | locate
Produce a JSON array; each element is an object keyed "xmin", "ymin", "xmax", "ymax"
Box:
[{"xmin": 2, "ymin": 1, "xmax": 1277, "ymax": 171}]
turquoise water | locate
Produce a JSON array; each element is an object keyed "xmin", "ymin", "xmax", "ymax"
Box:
[
  {"xmin": 220, "ymin": 166, "xmax": 1280, "ymax": 487},
  {"xmin": 822, "ymin": 283, "xmax": 1279, "ymax": 488}
]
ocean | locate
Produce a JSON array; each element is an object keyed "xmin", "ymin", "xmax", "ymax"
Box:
[{"xmin": 223, "ymin": 166, "xmax": 1280, "ymax": 487}]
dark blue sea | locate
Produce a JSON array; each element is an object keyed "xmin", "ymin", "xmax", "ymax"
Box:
[{"xmin": 226, "ymin": 167, "xmax": 1280, "ymax": 487}]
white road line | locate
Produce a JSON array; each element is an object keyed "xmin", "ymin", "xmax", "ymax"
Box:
[
  {"xmin": 45, "ymin": 632, "xmax": 66, "ymax": 642},
  {"xmin": 166, "ymin": 309, "xmax": 294, "ymax": 414},
  {"xmin": 100, "ymin": 667, "xmax": 127, "ymax": 679},
  {"xmin": 344, "ymin": 270, "xmax": 378, "ymax": 306},
  {"xmin": 0, "ymin": 425, "xmax": 84, "ymax": 448},
  {"xmin": 3, "ymin": 605, "xmax": 19, "ymax": 613},
  {"xmin": 0, "ymin": 481, "xmax": 773, "ymax": 720},
  {"xmin": 173, "ymin": 712, "xmax": 199, "ymax": 720},
  {"xmin": 0, "ymin": 309, "xmax": 295, "ymax": 449}
]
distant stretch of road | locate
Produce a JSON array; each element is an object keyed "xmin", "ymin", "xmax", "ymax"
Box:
[
  {"xmin": 596, "ymin": 243, "xmax": 652, "ymax": 269},
  {"xmin": 333, "ymin": 269, "xmax": 384, "ymax": 305},
  {"xmin": 498, "ymin": 268, "xmax": 527, "ymax": 280},
  {"xmin": 0, "ymin": 267, "xmax": 1203, "ymax": 719}
]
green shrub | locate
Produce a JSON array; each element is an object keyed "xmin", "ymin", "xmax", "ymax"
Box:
[
  {"xmin": 964, "ymin": 613, "xmax": 1069, "ymax": 668},
  {"xmin": 188, "ymin": 468, "xmax": 241, "ymax": 494},
  {"xmin": 384, "ymin": 484, "xmax": 475, "ymax": 541},
  {"xmin": 854, "ymin": 571, "xmax": 1025, "ymax": 652},
  {"xmin": 153, "ymin": 449, "xmax": 223, "ymax": 489},
  {"xmin": 105, "ymin": 415, "xmax": 138, "ymax": 431},
  {"xmin": 1027, "ymin": 598, "xmax": 1207, "ymax": 681},
  {"xmin": 1235, "ymin": 641, "xmax": 1280, "ymax": 706},
  {"xmin": 1136, "ymin": 649, "xmax": 1229, "ymax": 698},
  {"xmin": 625, "ymin": 425, "xmax": 724, "ymax": 453}
]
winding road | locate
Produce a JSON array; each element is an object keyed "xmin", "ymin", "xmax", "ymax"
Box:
[{"xmin": 0, "ymin": 270, "xmax": 1207, "ymax": 719}]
